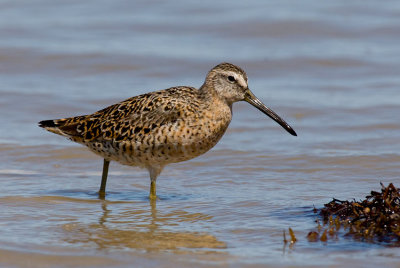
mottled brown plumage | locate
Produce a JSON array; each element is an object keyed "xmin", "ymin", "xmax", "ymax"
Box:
[{"xmin": 39, "ymin": 62, "xmax": 296, "ymax": 199}]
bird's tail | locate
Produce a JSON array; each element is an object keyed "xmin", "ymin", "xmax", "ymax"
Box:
[{"xmin": 38, "ymin": 116, "xmax": 86, "ymax": 139}]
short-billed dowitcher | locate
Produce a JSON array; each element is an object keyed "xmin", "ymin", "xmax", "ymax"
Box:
[{"xmin": 39, "ymin": 63, "xmax": 296, "ymax": 199}]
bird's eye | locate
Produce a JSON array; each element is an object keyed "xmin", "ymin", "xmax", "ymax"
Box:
[{"xmin": 228, "ymin": 76, "xmax": 236, "ymax": 82}]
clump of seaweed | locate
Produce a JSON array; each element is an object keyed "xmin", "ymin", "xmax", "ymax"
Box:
[{"xmin": 312, "ymin": 182, "xmax": 400, "ymax": 244}]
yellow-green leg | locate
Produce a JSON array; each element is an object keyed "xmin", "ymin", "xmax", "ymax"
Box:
[
  {"xmin": 99, "ymin": 159, "xmax": 110, "ymax": 199},
  {"xmin": 148, "ymin": 165, "xmax": 163, "ymax": 200},
  {"xmin": 150, "ymin": 180, "xmax": 156, "ymax": 200}
]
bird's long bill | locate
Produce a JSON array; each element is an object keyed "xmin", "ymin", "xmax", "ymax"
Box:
[{"xmin": 244, "ymin": 89, "xmax": 297, "ymax": 136}]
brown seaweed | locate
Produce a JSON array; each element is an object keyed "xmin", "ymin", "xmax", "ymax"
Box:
[{"xmin": 314, "ymin": 182, "xmax": 400, "ymax": 245}]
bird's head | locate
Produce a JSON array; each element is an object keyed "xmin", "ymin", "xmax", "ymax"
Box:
[{"xmin": 203, "ymin": 62, "xmax": 297, "ymax": 136}]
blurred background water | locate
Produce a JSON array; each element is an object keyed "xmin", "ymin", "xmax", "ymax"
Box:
[{"xmin": 1, "ymin": 0, "xmax": 400, "ymax": 267}]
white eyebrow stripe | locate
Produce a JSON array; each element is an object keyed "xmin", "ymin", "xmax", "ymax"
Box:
[
  {"xmin": 225, "ymin": 71, "xmax": 248, "ymax": 88},
  {"xmin": 237, "ymin": 76, "xmax": 247, "ymax": 88}
]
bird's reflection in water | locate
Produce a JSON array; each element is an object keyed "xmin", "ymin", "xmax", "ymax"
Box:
[{"xmin": 63, "ymin": 197, "xmax": 226, "ymax": 252}]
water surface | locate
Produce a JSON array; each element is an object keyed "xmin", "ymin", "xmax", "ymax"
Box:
[{"xmin": 1, "ymin": 1, "xmax": 400, "ymax": 267}]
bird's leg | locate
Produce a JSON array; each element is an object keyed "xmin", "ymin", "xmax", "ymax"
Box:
[
  {"xmin": 150, "ymin": 180, "xmax": 156, "ymax": 199},
  {"xmin": 148, "ymin": 165, "xmax": 163, "ymax": 200},
  {"xmin": 99, "ymin": 159, "xmax": 110, "ymax": 199}
]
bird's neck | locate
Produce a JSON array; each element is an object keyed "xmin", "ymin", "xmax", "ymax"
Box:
[{"xmin": 199, "ymin": 82, "xmax": 233, "ymax": 108}]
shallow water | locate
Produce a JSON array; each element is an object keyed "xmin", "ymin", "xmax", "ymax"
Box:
[{"xmin": 1, "ymin": 0, "xmax": 400, "ymax": 267}]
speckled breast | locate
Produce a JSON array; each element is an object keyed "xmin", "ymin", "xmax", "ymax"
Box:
[{"xmin": 86, "ymin": 100, "xmax": 232, "ymax": 168}]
